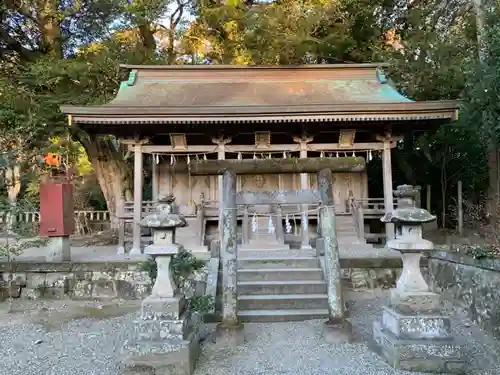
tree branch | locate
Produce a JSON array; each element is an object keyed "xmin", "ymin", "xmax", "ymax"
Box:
[{"xmin": 0, "ymin": 27, "xmax": 40, "ymax": 62}]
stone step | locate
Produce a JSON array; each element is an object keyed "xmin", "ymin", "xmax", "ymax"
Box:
[
  {"xmin": 238, "ymin": 294, "xmax": 329, "ymax": 310},
  {"xmin": 238, "ymin": 249, "xmax": 316, "ymax": 258},
  {"xmin": 238, "ymin": 257, "xmax": 320, "ymax": 269},
  {"xmin": 237, "ymin": 280, "xmax": 327, "ymax": 295},
  {"xmin": 240, "ymin": 243, "xmax": 290, "ymax": 250},
  {"xmin": 237, "ymin": 308, "xmax": 329, "ymax": 322},
  {"xmin": 238, "ymin": 268, "xmax": 323, "ymax": 282}
]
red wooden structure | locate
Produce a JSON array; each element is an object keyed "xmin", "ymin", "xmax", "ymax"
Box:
[{"xmin": 39, "ymin": 182, "xmax": 74, "ymax": 237}]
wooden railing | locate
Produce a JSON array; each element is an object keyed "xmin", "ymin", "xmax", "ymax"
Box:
[
  {"xmin": 0, "ymin": 210, "xmax": 111, "ymax": 224},
  {"xmin": 347, "ymin": 191, "xmax": 365, "ymax": 242}
]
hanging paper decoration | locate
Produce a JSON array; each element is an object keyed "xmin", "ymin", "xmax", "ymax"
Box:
[
  {"xmin": 283, "ymin": 151, "xmax": 287, "ymax": 159},
  {"xmin": 368, "ymin": 150, "xmax": 373, "ymax": 161},
  {"xmin": 251, "ymin": 214, "xmax": 257, "ymax": 233},
  {"xmin": 328, "ymin": 153, "xmax": 332, "ymax": 158},
  {"xmin": 352, "ymin": 151, "xmax": 355, "ymax": 157},
  {"xmin": 187, "ymin": 155, "xmax": 191, "ymax": 164},
  {"xmin": 267, "ymin": 215, "xmax": 275, "ymax": 234},
  {"xmin": 253, "ymin": 153, "xmax": 257, "ymax": 160},
  {"xmin": 155, "ymin": 154, "xmax": 159, "ymax": 164},
  {"xmin": 195, "ymin": 154, "xmax": 200, "ymax": 161},
  {"xmin": 336, "ymin": 152, "xmax": 339, "ymax": 158},
  {"xmin": 285, "ymin": 215, "xmax": 292, "ymax": 234},
  {"xmin": 170, "ymin": 155, "xmax": 175, "ymax": 165},
  {"xmin": 268, "ymin": 153, "xmax": 272, "ymax": 159},
  {"xmin": 320, "ymin": 151, "xmax": 325, "ymax": 158},
  {"xmin": 238, "ymin": 152, "xmax": 242, "ymax": 160},
  {"xmin": 203, "ymin": 154, "xmax": 207, "ymax": 161}
]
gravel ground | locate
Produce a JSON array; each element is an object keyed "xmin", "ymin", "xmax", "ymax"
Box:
[{"xmin": 0, "ymin": 292, "xmax": 499, "ymax": 375}]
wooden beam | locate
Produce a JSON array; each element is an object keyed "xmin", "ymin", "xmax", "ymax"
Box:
[
  {"xmin": 132, "ymin": 142, "xmax": 396, "ymax": 154},
  {"xmin": 236, "ymin": 189, "xmax": 322, "ymax": 205},
  {"xmin": 186, "ymin": 157, "xmax": 365, "ymax": 175}
]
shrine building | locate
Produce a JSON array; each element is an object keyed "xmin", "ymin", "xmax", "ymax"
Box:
[{"xmin": 61, "ymin": 63, "xmax": 459, "ymax": 254}]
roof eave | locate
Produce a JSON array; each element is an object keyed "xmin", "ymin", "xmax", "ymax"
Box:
[
  {"xmin": 61, "ymin": 100, "xmax": 461, "ymax": 117},
  {"xmin": 117, "ymin": 63, "xmax": 391, "ymax": 71}
]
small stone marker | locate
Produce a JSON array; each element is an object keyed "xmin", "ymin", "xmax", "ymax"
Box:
[
  {"xmin": 372, "ymin": 185, "xmax": 465, "ymax": 373},
  {"xmin": 123, "ymin": 197, "xmax": 201, "ymax": 375}
]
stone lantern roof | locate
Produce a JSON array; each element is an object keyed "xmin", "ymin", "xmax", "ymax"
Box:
[
  {"xmin": 139, "ymin": 196, "xmax": 188, "ymax": 229},
  {"xmin": 381, "ymin": 184, "xmax": 436, "ymax": 224}
]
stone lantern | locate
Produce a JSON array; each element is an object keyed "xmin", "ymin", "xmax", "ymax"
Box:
[
  {"xmin": 123, "ymin": 196, "xmax": 201, "ymax": 375},
  {"xmin": 373, "ymin": 185, "xmax": 465, "ymax": 373}
]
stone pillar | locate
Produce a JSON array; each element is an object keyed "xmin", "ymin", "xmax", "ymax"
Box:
[
  {"xmin": 294, "ymin": 135, "xmax": 313, "ymax": 249},
  {"xmin": 124, "ymin": 199, "xmax": 201, "ymax": 375},
  {"xmin": 216, "ymin": 169, "xmax": 244, "ymax": 344},
  {"xmin": 373, "ymin": 185, "xmax": 465, "ymax": 373},
  {"xmin": 213, "ymin": 137, "xmax": 231, "ymax": 241},
  {"xmin": 381, "ymin": 136, "xmax": 395, "ymax": 241},
  {"xmin": 130, "ymin": 144, "xmax": 143, "ymax": 256},
  {"xmin": 317, "ymin": 168, "xmax": 351, "ymax": 343}
]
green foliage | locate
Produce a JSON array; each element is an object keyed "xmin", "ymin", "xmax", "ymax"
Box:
[
  {"xmin": 170, "ymin": 251, "xmax": 205, "ymax": 287},
  {"xmin": 461, "ymin": 244, "xmax": 500, "ymax": 260},
  {"xmin": 140, "ymin": 257, "xmax": 158, "ymax": 284},
  {"xmin": 188, "ymin": 295, "xmax": 215, "ymax": 314}
]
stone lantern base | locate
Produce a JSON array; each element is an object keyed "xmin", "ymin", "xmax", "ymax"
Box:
[
  {"xmin": 123, "ymin": 296, "xmax": 202, "ymax": 375},
  {"xmin": 371, "ymin": 299, "xmax": 465, "ymax": 373}
]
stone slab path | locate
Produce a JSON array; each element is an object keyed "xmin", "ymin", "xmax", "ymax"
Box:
[{"xmin": 0, "ymin": 291, "xmax": 499, "ymax": 375}]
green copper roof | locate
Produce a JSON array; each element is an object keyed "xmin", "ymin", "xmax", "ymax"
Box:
[{"xmin": 109, "ymin": 66, "xmax": 413, "ymax": 108}]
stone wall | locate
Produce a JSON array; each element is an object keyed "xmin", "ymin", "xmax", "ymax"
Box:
[
  {"xmin": 0, "ymin": 257, "xmax": 217, "ymax": 304},
  {"xmin": 428, "ymin": 251, "xmax": 500, "ymax": 339},
  {"xmin": 336, "ymin": 258, "xmax": 428, "ymax": 291},
  {"xmin": 0, "ymin": 261, "xmax": 152, "ymax": 300}
]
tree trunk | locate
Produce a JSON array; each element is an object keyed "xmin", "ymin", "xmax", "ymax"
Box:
[{"xmin": 77, "ymin": 134, "xmax": 132, "ymax": 230}]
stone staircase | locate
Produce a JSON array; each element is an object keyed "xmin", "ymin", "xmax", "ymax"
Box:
[
  {"xmin": 237, "ymin": 246, "xmax": 329, "ymax": 322},
  {"xmin": 335, "ymin": 214, "xmax": 373, "ymax": 250}
]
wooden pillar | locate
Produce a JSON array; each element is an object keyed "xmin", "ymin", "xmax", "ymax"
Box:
[
  {"xmin": 294, "ymin": 135, "xmax": 314, "ymax": 249},
  {"xmin": 242, "ymin": 205, "xmax": 249, "ymax": 244},
  {"xmin": 276, "ymin": 204, "xmax": 285, "ymax": 244},
  {"xmin": 458, "ymin": 181, "xmax": 463, "ymax": 235},
  {"xmin": 380, "ymin": 135, "xmax": 395, "ymax": 241},
  {"xmin": 152, "ymin": 155, "xmax": 159, "ymax": 201},
  {"xmin": 426, "ymin": 184, "xmax": 431, "ymax": 212},
  {"xmin": 130, "ymin": 143, "xmax": 144, "ymax": 255}
]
